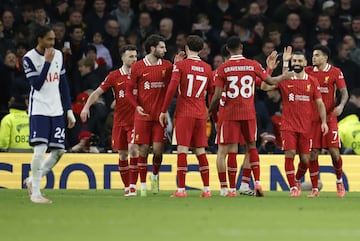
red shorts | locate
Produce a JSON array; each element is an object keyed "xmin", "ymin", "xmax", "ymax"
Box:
[
  {"xmin": 112, "ymin": 125, "xmax": 133, "ymax": 150},
  {"xmin": 173, "ymin": 117, "xmax": 207, "ymax": 147},
  {"xmin": 217, "ymin": 119, "xmax": 256, "ymax": 145},
  {"xmin": 311, "ymin": 121, "xmax": 340, "ymax": 149},
  {"xmin": 132, "ymin": 120, "xmax": 167, "ymax": 144},
  {"xmin": 281, "ymin": 130, "xmax": 311, "ymax": 154}
]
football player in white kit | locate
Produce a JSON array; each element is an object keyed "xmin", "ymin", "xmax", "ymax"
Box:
[{"xmin": 23, "ymin": 25, "xmax": 76, "ymax": 204}]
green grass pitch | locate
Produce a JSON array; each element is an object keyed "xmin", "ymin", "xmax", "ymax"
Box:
[{"xmin": 1, "ymin": 189, "xmax": 359, "ymax": 241}]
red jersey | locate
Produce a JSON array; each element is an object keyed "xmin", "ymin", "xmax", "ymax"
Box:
[
  {"xmin": 214, "ymin": 55, "xmax": 268, "ymax": 120},
  {"xmin": 162, "ymin": 56, "xmax": 213, "ymax": 119},
  {"xmin": 305, "ymin": 64, "xmax": 347, "ymax": 121},
  {"xmin": 127, "ymin": 56, "xmax": 172, "ymax": 121},
  {"xmin": 278, "ymin": 73, "xmax": 322, "ymax": 133},
  {"xmin": 100, "ymin": 67, "xmax": 134, "ymax": 127}
]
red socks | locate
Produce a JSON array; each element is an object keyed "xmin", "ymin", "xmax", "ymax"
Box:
[
  {"xmin": 118, "ymin": 159, "xmax": 129, "ymax": 187},
  {"xmin": 177, "ymin": 153, "xmax": 187, "ymax": 188},
  {"xmin": 248, "ymin": 148, "xmax": 260, "ymax": 181},
  {"xmin": 285, "ymin": 157, "xmax": 296, "ymax": 188},
  {"xmin": 227, "ymin": 152, "xmax": 237, "ymax": 189},
  {"xmin": 197, "ymin": 153, "xmax": 209, "ymax": 186}
]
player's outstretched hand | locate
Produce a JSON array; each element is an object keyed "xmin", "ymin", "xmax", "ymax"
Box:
[
  {"xmin": 136, "ymin": 106, "xmax": 149, "ymax": 117},
  {"xmin": 80, "ymin": 107, "xmax": 90, "ymax": 123},
  {"xmin": 282, "ymin": 46, "xmax": 292, "ymax": 62},
  {"xmin": 321, "ymin": 122, "xmax": 329, "ymax": 136},
  {"xmin": 159, "ymin": 112, "xmax": 167, "ymax": 127},
  {"xmin": 44, "ymin": 47, "xmax": 55, "ymax": 63},
  {"xmin": 67, "ymin": 110, "xmax": 76, "ymax": 128},
  {"xmin": 266, "ymin": 51, "xmax": 279, "ymax": 70}
]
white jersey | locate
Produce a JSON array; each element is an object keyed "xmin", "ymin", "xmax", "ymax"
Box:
[{"xmin": 23, "ymin": 48, "xmax": 66, "ymax": 117}]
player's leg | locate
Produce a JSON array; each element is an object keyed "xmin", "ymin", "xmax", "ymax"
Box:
[
  {"xmin": 239, "ymin": 149, "xmax": 255, "ymax": 196},
  {"xmin": 38, "ymin": 115, "xmax": 66, "ymax": 179},
  {"xmin": 128, "ymin": 143, "xmax": 139, "ymax": 196},
  {"xmin": 192, "ymin": 118, "xmax": 211, "ymax": 197},
  {"xmin": 241, "ymin": 119, "xmax": 263, "ymax": 196},
  {"xmin": 308, "ymin": 121, "xmax": 322, "ymax": 192},
  {"xmin": 329, "ymin": 147, "xmax": 345, "ymax": 197},
  {"xmin": 216, "ymin": 144, "xmax": 229, "ymax": 196},
  {"xmin": 226, "ymin": 143, "xmax": 238, "ymax": 197},
  {"xmin": 27, "ymin": 115, "xmax": 53, "ymax": 203},
  {"xmin": 215, "ymin": 123, "xmax": 229, "ymax": 196},
  {"xmin": 151, "ymin": 121, "xmax": 167, "ymax": 194},
  {"xmin": 326, "ymin": 122, "xmax": 345, "ymax": 197},
  {"xmin": 171, "ymin": 145, "xmax": 189, "ymax": 197},
  {"xmin": 133, "ymin": 120, "xmax": 151, "ymax": 196},
  {"xmin": 282, "ymin": 131, "xmax": 299, "ymax": 197}
]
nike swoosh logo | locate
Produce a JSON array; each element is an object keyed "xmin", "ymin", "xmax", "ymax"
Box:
[
  {"xmin": 117, "ymin": 81, "xmax": 124, "ymax": 86},
  {"xmin": 143, "ymin": 73, "xmax": 150, "ymax": 77}
]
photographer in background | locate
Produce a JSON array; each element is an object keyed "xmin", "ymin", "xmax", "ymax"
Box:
[{"xmin": 70, "ymin": 130, "xmax": 100, "ymax": 153}]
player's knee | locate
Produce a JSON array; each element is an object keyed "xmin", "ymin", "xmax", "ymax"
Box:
[{"xmin": 53, "ymin": 149, "xmax": 65, "ymax": 161}]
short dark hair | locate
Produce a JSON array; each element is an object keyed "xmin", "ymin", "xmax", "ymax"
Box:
[
  {"xmin": 313, "ymin": 44, "xmax": 331, "ymax": 57},
  {"xmin": 292, "ymin": 51, "xmax": 306, "ymax": 57},
  {"xmin": 144, "ymin": 34, "xmax": 165, "ymax": 53},
  {"xmin": 35, "ymin": 25, "xmax": 53, "ymax": 40},
  {"xmin": 119, "ymin": 44, "xmax": 137, "ymax": 56},
  {"xmin": 186, "ymin": 35, "xmax": 204, "ymax": 52},
  {"xmin": 226, "ymin": 36, "xmax": 243, "ymax": 52}
]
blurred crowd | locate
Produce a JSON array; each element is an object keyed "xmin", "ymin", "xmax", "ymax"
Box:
[{"xmin": 1, "ymin": 0, "xmax": 360, "ymax": 154}]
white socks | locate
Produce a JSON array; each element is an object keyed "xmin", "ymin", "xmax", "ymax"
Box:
[{"xmin": 30, "ymin": 145, "xmax": 47, "ymax": 197}]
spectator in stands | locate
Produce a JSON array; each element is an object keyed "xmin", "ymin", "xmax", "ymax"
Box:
[
  {"xmin": 172, "ymin": 0, "xmax": 199, "ymax": 34},
  {"xmin": 233, "ymin": 19, "xmax": 262, "ymax": 58},
  {"xmin": 267, "ymin": 23, "xmax": 286, "ymax": 53},
  {"xmin": 253, "ymin": 39, "xmax": 275, "ymax": 69},
  {"xmin": 282, "ymin": 13, "xmax": 307, "ymax": 46},
  {"xmin": 208, "ymin": 0, "xmax": 239, "ymax": 31},
  {"xmin": 65, "ymin": 9, "xmax": 87, "ymax": 39},
  {"xmin": 91, "ymin": 32, "xmax": 113, "ymax": 70},
  {"xmin": 2, "ymin": 10, "xmax": 16, "ymax": 41},
  {"xmin": 291, "ymin": 34, "xmax": 311, "ymax": 63},
  {"xmin": 11, "ymin": 46, "xmax": 29, "ymax": 99},
  {"xmin": 159, "ymin": 17, "xmax": 176, "ymax": 61},
  {"xmin": 343, "ymin": 34, "xmax": 360, "ymax": 66},
  {"xmin": 273, "ymin": 0, "xmax": 313, "ymax": 27},
  {"xmin": 18, "ymin": 4, "xmax": 34, "ymax": 27},
  {"xmin": 85, "ymin": 44, "xmax": 108, "ymax": 80},
  {"xmin": 110, "ymin": 0, "xmax": 135, "ymax": 35},
  {"xmin": 65, "ymin": 24, "xmax": 88, "ymax": 98},
  {"xmin": 53, "ymin": 22, "xmax": 66, "ymax": 50},
  {"xmin": 84, "ymin": 0, "xmax": 111, "ymax": 40},
  {"xmin": 110, "ymin": 34, "xmax": 128, "ymax": 68},
  {"xmin": 133, "ymin": 11, "xmax": 158, "ymax": 45},
  {"xmin": 103, "ymin": 18, "xmax": 120, "ymax": 50},
  {"xmin": 351, "ymin": 16, "xmax": 360, "ymax": 46},
  {"xmin": 51, "ymin": 0, "xmax": 70, "ymax": 23},
  {"xmin": 339, "ymin": 88, "xmax": 360, "ymax": 121},
  {"xmin": 71, "ymin": 0, "xmax": 88, "ymax": 15},
  {"xmin": 138, "ymin": 0, "xmax": 166, "ymax": 27},
  {"xmin": 333, "ymin": 41, "xmax": 360, "ymax": 92},
  {"xmin": 0, "ymin": 20, "xmax": 15, "ymax": 58}
]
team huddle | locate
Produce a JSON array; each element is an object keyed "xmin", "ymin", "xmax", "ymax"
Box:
[{"xmin": 23, "ymin": 25, "xmax": 347, "ymax": 203}]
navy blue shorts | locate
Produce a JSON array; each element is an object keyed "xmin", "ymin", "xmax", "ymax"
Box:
[{"xmin": 29, "ymin": 115, "xmax": 65, "ymax": 149}]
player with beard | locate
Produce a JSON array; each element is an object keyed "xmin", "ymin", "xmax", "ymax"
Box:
[
  {"xmin": 126, "ymin": 34, "xmax": 173, "ymax": 196},
  {"xmin": 267, "ymin": 46, "xmax": 328, "ymax": 197},
  {"xmin": 295, "ymin": 44, "xmax": 348, "ymax": 198}
]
